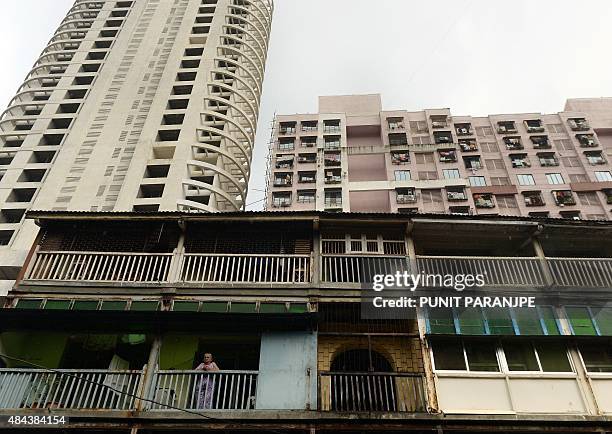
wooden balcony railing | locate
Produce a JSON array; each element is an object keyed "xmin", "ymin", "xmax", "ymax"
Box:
[
  {"xmin": 148, "ymin": 370, "xmax": 258, "ymax": 411},
  {"xmin": 416, "ymin": 256, "xmax": 547, "ymax": 287},
  {"xmin": 319, "ymin": 372, "xmax": 427, "ymax": 412},
  {"xmin": 20, "ymin": 250, "xmax": 612, "ymax": 290},
  {"xmin": 321, "ymin": 255, "xmax": 410, "ymax": 284},
  {"xmin": 0, "ymin": 369, "xmax": 143, "ymax": 410},
  {"xmin": 548, "ymin": 258, "xmax": 612, "ymax": 288},
  {"xmin": 26, "ymin": 251, "xmax": 173, "ymax": 283},
  {"xmin": 180, "ymin": 254, "xmax": 312, "ymax": 284}
]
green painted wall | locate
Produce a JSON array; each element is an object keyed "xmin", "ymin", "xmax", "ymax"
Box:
[
  {"xmin": 160, "ymin": 334, "xmax": 198, "ymax": 370},
  {"xmin": 0, "ymin": 332, "xmax": 68, "ymax": 369}
]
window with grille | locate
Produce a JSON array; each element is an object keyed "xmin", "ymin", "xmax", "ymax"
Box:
[
  {"xmin": 547, "ymin": 124, "xmax": 565, "ymax": 134},
  {"xmin": 480, "ymin": 142, "xmax": 499, "ymax": 153},
  {"xmin": 554, "ymin": 139, "xmax": 574, "ymax": 151},
  {"xmin": 496, "ymin": 195, "xmax": 518, "ymax": 209},
  {"xmin": 491, "ymin": 176, "xmax": 510, "ymax": 186},
  {"xmin": 562, "ymin": 157, "xmax": 581, "ymax": 168},
  {"xmin": 409, "ymin": 121, "xmax": 428, "ymax": 132},
  {"xmin": 546, "ymin": 173, "xmax": 565, "ymax": 185},
  {"xmin": 411, "ymin": 136, "xmax": 431, "ymax": 145},
  {"xmin": 485, "ymin": 159, "xmax": 505, "ymax": 170},
  {"xmin": 468, "ymin": 176, "xmax": 486, "ymax": 186},
  {"xmin": 422, "ymin": 189, "xmax": 443, "ymax": 204},
  {"xmin": 418, "ymin": 171, "xmax": 438, "ymax": 180},
  {"xmin": 443, "ymin": 169, "xmax": 460, "ymax": 179},
  {"xmin": 415, "ymin": 153, "xmax": 435, "ymax": 164},
  {"xmin": 569, "ymin": 174, "xmax": 588, "ymax": 183},
  {"xmin": 577, "ymin": 192, "xmax": 600, "ymax": 206},
  {"xmin": 476, "ymin": 126, "xmax": 494, "ymax": 137},
  {"xmin": 394, "ymin": 170, "xmax": 411, "ymax": 181},
  {"xmin": 517, "ymin": 174, "xmax": 535, "ymax": 186}
]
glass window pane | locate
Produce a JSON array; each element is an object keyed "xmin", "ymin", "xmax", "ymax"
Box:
[
  {"xmin": 535, "ymin": 342, "xmax": 572, "ymax": 372},
  {"xmin": 428, "ymin": 308, "xmax": 456, "ymax": 334},
  {"xmin": 457, "ymin": 308, "xmax": 486, "ymax": 335},
  {"xmin": 579, "ymin": 342, "xmax": 612, "ymax": 373},
  {"xmin": 503, "ymin": 341, "xmax": 539, "ymax": 371},
  {"xmin": 465, "ymin": 341, "xmax": 499, "ymax": 372},
  {"xmin": 514, "ymin": 308, "xmax": 544, "ymax": 335},
  {"xmin": 539, "ymin": 306, "xmax": 560, "ymax": 335},
  {"xmin": 566, "ymin": 307, "xmax": 597, "ymax": 336},
  {"xmin": 485, "ymin": 308, "xmax": 515, "ymax": 335},
  {"xmin": 432, "ymin": 340, "xmax": 466, "ymax": 370},
  {"xmin": 593, "ymin": 307, "xmax": 612, "ymax": 336}
]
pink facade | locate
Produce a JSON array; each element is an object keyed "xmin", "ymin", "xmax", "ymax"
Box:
[{"xmin": 266, "ymin": 95, "xmax": 612, "ymax": 220}]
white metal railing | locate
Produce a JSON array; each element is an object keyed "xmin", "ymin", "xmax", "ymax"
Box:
[
  {"xmin": 321, "ymin": 255, "xmax": 411, "ymax": 283},
  {"xmin": 149, "ymin": 370, "xmax": 258, "ymax": 411},
  {"xmin": 320, "ymin": 372, "xmax": 426, "ymax": 412},
  {"xmin": 0, "ymin": 369, "xmax": 143, "ymax": 410},
  {"xmin": 180, "ymin": 254, "xmax": 312, "ymax": 283},
  {"xmin": 26, "ymin": 251, "xmax": 173, "ymax": 283},
  {"xmin": 548, "ymin": 258, "xmax": 612, "ymax": 288},
  {"xmin": 416, "ymin": 256, "xmax": 547, "ymax": 287}
]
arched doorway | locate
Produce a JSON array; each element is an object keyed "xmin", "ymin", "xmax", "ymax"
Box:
[{"xmin": 330, "ymin": 349, "xmax": 397, "ymax": 412}]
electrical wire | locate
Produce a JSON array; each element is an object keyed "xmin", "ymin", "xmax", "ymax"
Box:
[{"xmin": 0, "ymin": 353, "xmax": 287, "ymax": 434}]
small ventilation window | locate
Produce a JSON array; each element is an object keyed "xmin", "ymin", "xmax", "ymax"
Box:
[
  {"xmin": 144, "ymin": 165, "xmax": 170, "ymax": 178},
  {"xmin": 18, "ymin": 169, "xmax": 46, "ymax": 183},
  {"xmin": 157, "ymin": 130, "xmax": 180, "ymax": 142},
  {"xmin": 7, "ymin": 188, "xmax": 37, "ymax": 203},
  {"xmin": 138, "ymin": 184, "xmax": 165, "ymax": 198}
]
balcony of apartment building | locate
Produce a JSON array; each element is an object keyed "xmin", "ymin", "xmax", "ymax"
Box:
[
  {"xmin": 278, "ymin": 121, "xmax": 296, "ymax": 136},
  {"xmin": 523, "ymin": 190, "xmax": 546, "ymax": 207},
  {"xmin": 473, "ymin": 193, "xmax": 495, "ymax": 209},
  {"xmin": 530, "ymin": 135, "xmax": 551, "ymax": 150},
  {"xmin": 537, "ymin": 152, "xmax": 559, "ymax": 167},
  {"xmin": 300, "ymin": 120, "xmax": 318, "ymax": 133},
  {"xmin": 504, "ymin": 136, "xmax": 523, "ymax": 151},
  {"xmin": 388, "ymin": 132, "xmax": 408, "ymax": 148},
  {"xmin": 323, "ymin": 136, "xmax": 341, "ymax": 151},
  {"xmin": 438, "ymin": 149, "xmax": 457, "ymax": 163},
  {"xmin": 300, "ymin": 136, "xmax": 317, "ymax": 149},
  {"xmin": 395, "ymin": 188, "xmax": 417, "ymax": 205},
  {"xmin": 387, "ymin": 117, "xmax": 405, "ymax": 132},
  {"xmin": 323, "ymin": 152, "xmax": 341, "ymax": 167},
  {"xmin": 271, "ymin": 191, "xmax": 293, "ymax": 209},
  {"xmin": 454, "ymin": 123, "xmax": 473, "ymax": 136},
  {"xmin": 317, "ymin": 303, "xmax": 426, "ymax": 413},
  {"xmin": 430, "ymin": 115, "xmax": 449, "ymax": 129},
  {"xmin": 585, "ymin": 150, "xmax": 607, "ymax": 165},
  {"xmin": 577, "ymin": 133, "xmax": 598, "ymax": 148},
  {"xmin": 298, "ymin": 171, "xmax": 317, "ymax": 184},
  {"xmin": 524, "ymin": 119, "xmax": 545, "ymax": 133},
  {"xmin": 323, "ymin": 120, "xmax": 341, "ymax": 134},
  {"xmin": 458, "ymin": 138, "xmax": 478, "ymax": 152},
  {"xmin": 273, "ymin": 172, "xmax": 293, "ymax": 188},
  {"xmin": 497, "ymin": 120, "xmax": 518, "ymax": 134},
  {"xmin": 274, "ymin": 155, "xmax": 294, "ymax": 170},
  {"xmin": 277, "ymin": 137, "xmax": 295, "ymax": 152},
  {"xmin": 446, "ymin": 186, "xmax": 468, "ymax": 202},
  {"xmin": 568, "ymin": 117, "xmax": 590, "ymax": 131},
  {"xmin": 510, "ymin": 153, "xmax": 531, "ymax": 169},
  {"xmin": 0, "ymin": 323, "xmax": 316, "ymax": 416},
  {"xmin": 10, "ymin": 210, "xmax": 612, "ymax": 298},
  {"xmin": 324, "ymin": 169, "xmax": 342, "ymax": 185},
  {"xmin": 552, "ymin": 190, "xmax": 577, "ymax": 206}
]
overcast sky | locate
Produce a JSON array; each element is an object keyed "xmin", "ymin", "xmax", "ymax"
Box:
[{"xmin": 1, "ymin": 0, "xmax": 611, "ymax": 210}]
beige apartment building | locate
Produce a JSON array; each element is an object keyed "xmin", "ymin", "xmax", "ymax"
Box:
[
  {"xmin": 267, "ymin": 95, "xmax": 612, "ymax": 219},
  {"xmin": 0, "ymin": 0, "xmax": 273, "ymax": 293}
]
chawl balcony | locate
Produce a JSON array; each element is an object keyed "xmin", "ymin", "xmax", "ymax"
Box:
[{"xmin": 14, "ymin": 212, "xmax": 612, "ymax": 292}]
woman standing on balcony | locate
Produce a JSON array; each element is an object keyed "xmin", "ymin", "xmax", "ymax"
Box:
[{"xmin": 195, "ymin": 353, "xmax": 219, "ymax": 409}]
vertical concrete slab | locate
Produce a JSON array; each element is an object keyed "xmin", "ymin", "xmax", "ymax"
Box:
[{"xmin": 256, "ymin": 331, "xmax": 317, "ymax": 410}]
